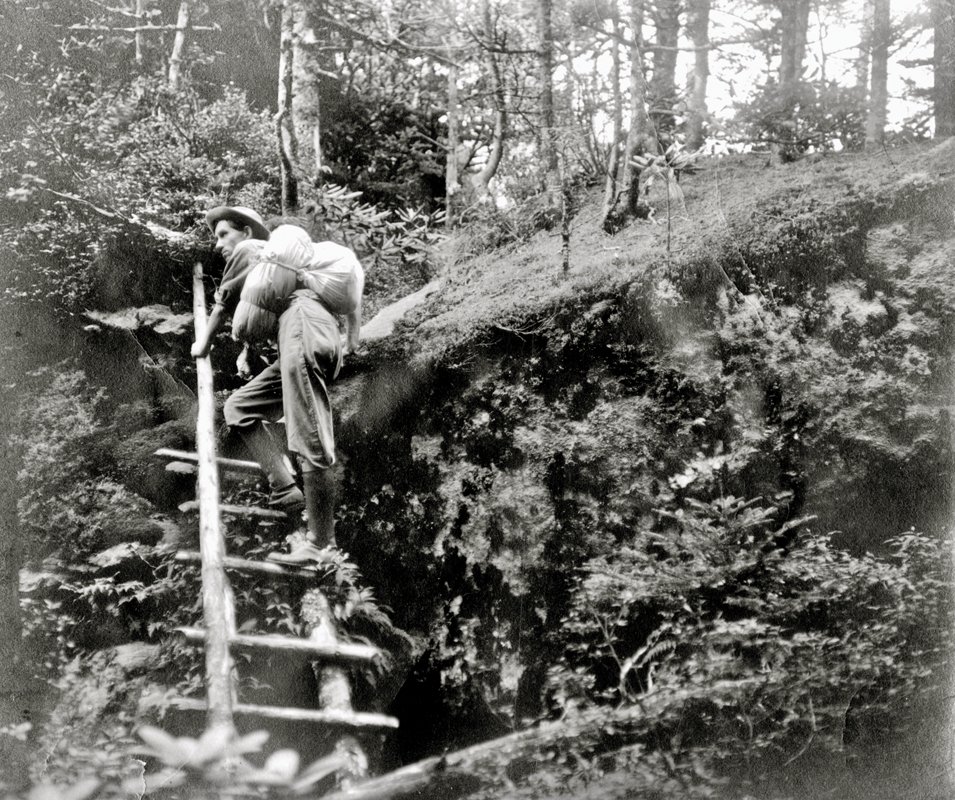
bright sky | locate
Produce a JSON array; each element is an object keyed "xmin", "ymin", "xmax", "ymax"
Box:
[
  {"xmin": 569, "ymin": 1, "xmax": 936, "ymax": 152},
  {"xmin": 704, "ymin": 3, "xmax": 935, "ymax": 132}
]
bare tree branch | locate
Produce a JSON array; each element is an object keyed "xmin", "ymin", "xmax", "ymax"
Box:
[
  {"xmin": 61, "ymin": 23, "xmax": 218, "ymax": 32},
  {"xmin": 583, "ymin": 19, "xmax": 770, "ymax": 53},
  {"xmin": 82, "ymin": 0, "xmax": 142, "ymax": 18},
  {"xmin": 316, "ymin": 13, "xmax": 461, "ymax": 67}
]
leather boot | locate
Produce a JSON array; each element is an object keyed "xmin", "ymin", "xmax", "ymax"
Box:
[{"xmin": 239, "ymin": 424, "xmax": 304, "ymax": 510}]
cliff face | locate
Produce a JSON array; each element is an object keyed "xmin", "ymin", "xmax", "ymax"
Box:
[{"xmin": 326, "ymin": 141, "xmax": 955, "ymax": 768}]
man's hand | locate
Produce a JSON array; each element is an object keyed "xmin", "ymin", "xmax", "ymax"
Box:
[
  {"xmin": 191, "ymin": 340, "xmax": 211, "ymax": 359},
  {"xmin": 343, "ymin": 334, "xmax": 362, "ymax": 356},
  {"xmin": 236, "ymin": 345, "xmax": 252, "ymax": 378}
]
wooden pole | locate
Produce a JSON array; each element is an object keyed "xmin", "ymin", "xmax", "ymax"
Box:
[
  {"xmin": 175, "ymin": 627, "xmax": 382, "ymax": 664},
  {"xmin": 168, "ymin": 697, "xmax": 398, "ymax": 729},
  {"xmin": 302, "ymin": 590, "xmax": 368, "ymax": 788},
  {"xmin": 192, "ymin": 262, "xmax": 235, "ymax": 736}
]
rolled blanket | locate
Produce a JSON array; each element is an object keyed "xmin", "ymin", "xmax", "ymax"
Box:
[
  {"xmin": 301, "ymin": 241, "xmax": 364, "ymax": 316},
  {"xmin": 232, "ymin": 224, "xmax": 313, "ymax": 343}
]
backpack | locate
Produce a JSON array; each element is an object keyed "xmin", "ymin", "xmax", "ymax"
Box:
[
  {"xmin": 231, "ymin": 224, "xmax": 312, "ymax": 343},
  {"xmin": 300, "ymin": 240, "xmax": 364, "ymax": 316}
]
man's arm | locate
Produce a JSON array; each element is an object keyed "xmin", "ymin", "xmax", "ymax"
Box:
[
  {"xmin": 191, "ymin": 303, "xmax": 225, "ymax": 358},
  {"xmin": 191, "ymin": 241, "xmax": 263, "ymax": 359},
  {"xmin": 343, "ymin": 263, "xmax": 365, "ymax": 356},
  {"xmin": 343, "ymin": 299, "xmax": 362, "ymax": 356}
]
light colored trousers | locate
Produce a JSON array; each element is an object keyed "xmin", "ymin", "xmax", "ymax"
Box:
[{"xmin": 224, "ymin": 290, "xmax": 342, "ymax": 472}]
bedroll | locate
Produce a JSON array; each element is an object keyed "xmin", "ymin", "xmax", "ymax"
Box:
[{"xmin": 232, "ymin": 226, "xmax": 364, "ymax": 344}]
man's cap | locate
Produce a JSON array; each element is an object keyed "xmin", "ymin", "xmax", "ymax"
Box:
[{"xmin": 205, "ymin": 206, "xmax": 270, "ymax": 241}]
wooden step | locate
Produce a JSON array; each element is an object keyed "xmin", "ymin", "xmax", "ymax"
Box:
[
  {"xmin": 177, "ymin": 501, "xmax": 289, "ymax": 521},
  {"xmin": 176, "ymin": 627, "xmax": 382, "ymax": 665},
  {"xmin": 168, "ymin": 697, "xmax": 399, "ymax": 730},
  {"xmin": 154, "ymin": 448, "xmax": 263, "ymax": 475},
  {"xmin": 175, "ymin": 550, "xmax": 322, "ymax": 580},
  {"xmin": 164, "ymin": 461, "xmax": 198, "ymax": 475}
]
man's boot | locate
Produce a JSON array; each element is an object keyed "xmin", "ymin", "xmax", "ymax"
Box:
[
  {"xmin": 268, "ymin": 468, "xmax": 339, "ymax": 564},
  {"xmin": 239, "ymin": 423, "xmax": 304, "ymax": 510}
]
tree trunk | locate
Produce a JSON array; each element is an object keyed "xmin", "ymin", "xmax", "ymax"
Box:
[
  {"xmin": 601, "ymin": 0, "xmax": 625, "ymax": 219},
  {"xmin": 865, "ymin": 0, "xmax": 890, "ymax": 147},
  {"xmin": 167, "ymin": 0, "xmax": 191, "ymax": 90},
  {"xmin": 685, "ymin": 0, "xmax": 710, "ymax": 150},
  {"xmin": 856, "ymin": 0, "xmax": 875, "ymax": 93},
  {"xmin": 648, "ymin": 0, "xmax": 680, "ymax": 139},
  {"xmin": 537, "ymin": 0, "xmax": 561, "ymax": 204},
  {"xmin": 277, "ymin": 0, "xmax": 299, "ymax": 213},
  {"xmin": 933, "ymin": 0, "xmax": 955, "ymax": 138},
  {"xmin": 603, "ymin": 0, "xmax": 656, "ymax": 232},
  {"xmin": 471, "ymin": 0, "xmax": 507, "ymax": 198},
  {"xmin": 778, "ymin": 0, "xmax": 810, "ymax": 88},
  {"xmin": 773, "ymin": 0, "xmax": 811, "ymax": 162},
  {"xmin": 0, "ymin": 422, "xmax": 29, "ymax": 789},
  {"xmin": 445, "ymin": 59, "xmax": 460, "ymax": 228},
  {"xmin": 292, "ymin": 0, "xmax": 326, "ymax": 182}
]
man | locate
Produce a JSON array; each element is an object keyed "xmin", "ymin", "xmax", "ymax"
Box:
[{"xmin": 192, "ymin": 205, "xmax": 360, "ymax": 563}]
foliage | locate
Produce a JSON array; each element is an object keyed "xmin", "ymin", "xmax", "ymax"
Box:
[
  {"xmin": 733, "ymin": 80, "xmax": 867, "ymax": 157},
  {"xmin": 12, "ymin": 724, "xmax": 358, "ymax": 800},
  {"xmin": 444, "ymin": 193, "xmax": 571, "ymax": 260},
  {"xmin": 326, "ymin": 183, "xmax": 955, "ymax": 781},
  {"xmin": 14, "ymin": 368, "xmax": 115, "ymax": 558},
  {"xmin": 219, "ymin": 506, "xmax": 383, "ymax": 642},
  {"xmin": 548, "ymin": 494, "xmax": 949, "ymax": 793},
  {"xmin": 632, "ymin": 144, "xmax": 703, "ymax": 184},
  {"xmin": 133, "ymin": 724, "xmax": 352, "ymax": 797},
  {"xmin": 0, "ymin": 78, "xmax": 278, "ymax": 315},
  {"xmin": 12, "ymin": 368, "xmax": 184, "ymax": 558},
  {"xmin": 11, "ymin": 366, "xmax": 203, "ymax": 776},
  {"xmin": 301, "ymin": 183, "xmax": 445, "ymax": 304},
  {"xmin": 26, "ymin": 649, "xmax": 155, "ymax": 792},
  {"xmin": 322, "ymin": 84, "xmax": 448, "ymax": 212}
]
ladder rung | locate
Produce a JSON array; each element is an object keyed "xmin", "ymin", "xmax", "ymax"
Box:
[
  {"xmin": 168, "ymin": 697, "xmax": 399, "ymax": 729},
  {"xmin": 176, "ymin": 627, "xmax": 382, "ymax": 665},
  {"xmin": 177, "ymin": 501, "xmax": 288, "ymax": 521},
  {"xmin": 154, "ymin": 448, "xmax": 263, "ymax": 475},
  {"xmin": 165, "ymin": 462, "xmax": 197, "ymax": 475},
  {"xmin": 175, "ymin": 550, "xmax": 322, "ymax": 580}
]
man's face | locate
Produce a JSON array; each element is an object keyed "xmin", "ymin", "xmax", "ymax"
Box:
[{"xmin": 213, "ymin": 220, "xmax": 249, "ymax": 260}]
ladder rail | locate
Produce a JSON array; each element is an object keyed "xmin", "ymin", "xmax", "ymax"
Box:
[
  {"xmin": 193, "ymin": 261, "xmax": 236, "ymax": 735},
  {"xmin": 160, "ymin": 263, "xmax": 400, "ymax": 772}
]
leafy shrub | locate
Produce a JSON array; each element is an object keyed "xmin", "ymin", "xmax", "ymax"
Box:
[
  {"xmin": 14, "ymin": 368, "xmax": 114, "ymax": 557},
  {"xmin": 13, "ymin": 368, "xmax": 194, "ymax": 668},
  {"xmin": 12, "ymin": 368, "xmax": 177, "ymax": 556},
  {"xmin": 733, "ymin": 80, "xmax": 866, "ymax": 158},
  {"xmin": 0, "ymin": 79, "xmax": 277, "ymax": 316},
  {"xmin": 445, "ymin": 196, "xmax": 562, "ymax": 261},
  {"xmin": 548, "ymin": 493, "xmax": 950, "ymax": 793},
  {"xmin": 297, "ymin": 184, "xmax": 445, "ymax": 313},
  {"xmin": 321, "ymin": 82, "xmax": 448, "ymax": 212}
]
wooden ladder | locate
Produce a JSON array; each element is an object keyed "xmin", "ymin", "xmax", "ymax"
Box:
[{"xmin": 154, "ymin": 264, "xmax": 397, "ymax": 777}]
